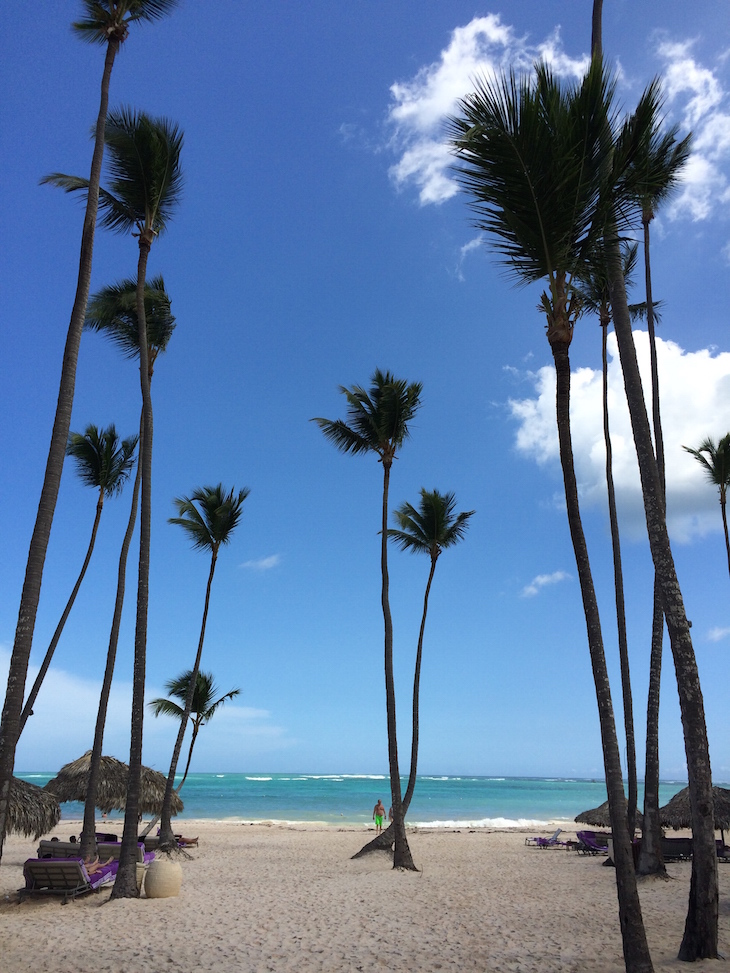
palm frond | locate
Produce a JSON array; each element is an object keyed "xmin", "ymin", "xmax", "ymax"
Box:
[
  {"xmin": 66, "ymin": 424, "xmax": 138, "ymax": 495},
  {"xmin": 389, "ymin": 489, "xmax": 475, "ymax": 558},
  {"xmin": 72, "ymin": 1, "xmax": 180, "ymax": 45},
  {"xmin": 150, "ymin": 669, "xmax": 240, "ymax": 722},
  {"xmin": 85, "ymin": 275, "xmax": 176, "ymax": 359},
  {"xmin": 683, "ymin": 434, "xmax": 730, "ymax": 488},
  {"xmin": 169, "ymin": 484, "xmax": 250, "ymax": 552}
]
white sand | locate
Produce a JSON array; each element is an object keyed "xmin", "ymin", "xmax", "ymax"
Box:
[{"xmin": 1, "ymin": 821, "xmax": 728, "ymax": 972}]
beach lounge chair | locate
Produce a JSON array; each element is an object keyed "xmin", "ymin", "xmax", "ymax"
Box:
[
  {"xmin": 576, "ymin": 830, "xmax": 610, "ymax": 855},
  {"xmin": 661, "ymin": 837, "xmax": 693, "ymax": 861},
  {"xmin": 19, "ymin": 857, "xmax": 119, "ymax": 904},
  {"xmin": 525, "ymin": 828, "xmax": 566, "ymax": 848},
  {"xmin": 37, "ymin": 840, "xmax": 153, "ymax": 864}
]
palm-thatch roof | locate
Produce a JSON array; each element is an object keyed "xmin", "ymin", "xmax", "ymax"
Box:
[
  {"xmin": 6, "ymin": 776, "xmax": 61, "ymax": 839},
  {"xmin": 659, "ymin": 785, "xmax": 730, "ymax": 832},
  {"xmin": 44, "ymin": 752, "xmax": 183, "ymax": 816},
  {"xmin": 575, "ymin": 799, "xmax": 643, "ymax": 830}
]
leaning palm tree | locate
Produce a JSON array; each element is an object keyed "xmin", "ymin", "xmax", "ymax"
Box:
[
  {"xmin": 448, "ymin": 61, "xmax": 653, "ymax": 969},
  {"xmin": 45, "ymin": 108, "xmax": 184, "ymax": 895},
  {"xmin": 0, "ymin": 0, "xmax": 179, "ymax": 862},
  {"xmin": 683, "ymin": 435, "xmax": 730, "ymax": 578},
  {"xmin": 150, "ymin": 670, "xmax": 240, "ymax": 793},
  {"xmin": 78, "ymin": 276, "xmax": 175, "ymax": 860},
  {"xmin": 18, "ymin": 424, "xmax": 137, "ymax": 735},
  {"xmin": 574, "ymin": 242, "xmax": 641, "ymax": 840},
  {"xmin": 157, "ymin": 485, "xmax": 249, "ymax": 849},
  {"xmin": 592, "ymin": 3, "xmax": 718, "ymax": 952},
  {"xmin": 314, "ymin": 369, "xmax": 422, "ymax": 872}
]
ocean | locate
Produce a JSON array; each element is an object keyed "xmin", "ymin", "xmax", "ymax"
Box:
[{"xmin": 16, "ymin": 772, "xmax": 702, "ymax": 828}]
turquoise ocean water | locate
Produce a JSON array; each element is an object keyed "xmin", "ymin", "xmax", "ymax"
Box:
[{"xmin": 16, "ymin": 772, "xmax": 705, "ymax": 828}]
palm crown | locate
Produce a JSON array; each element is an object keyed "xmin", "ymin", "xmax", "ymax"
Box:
[
  {"xmin": 313, "ymin": 368, "xmax": 422, "ymax": 465},
  {"xmin": 73, "ymin": 1, "xmax": 181, "ymax": 46},
  {"xmin": 150, "ymin": 670, "xmax": 240, "ymax": 724},
  {"xmin": 683, "ymin": 436, "xmax": 730, "ymax": 495},
  {"xmin": 66, "ymin": 424, "xmax": 138, "ymax": 497},
  {"xmin": 389, "ymin": 490, "xmax": 475, "ymax": 560},
  {"xmin": 169, "ymin": 484, "xmax": 250, "ymax": 554},
  {"xmin": 84, "ymin": 275, "xmax": 176, "ymax": 368}
]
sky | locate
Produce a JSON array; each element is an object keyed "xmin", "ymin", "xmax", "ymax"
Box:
[{"xmin": 1, "ymin": 1, "xmax": 729, "ymax": 783}]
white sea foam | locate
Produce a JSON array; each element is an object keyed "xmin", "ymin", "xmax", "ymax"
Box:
[
  {"xmin": 245, "ymin": 776, "xmax": 272, "ymax": 781},
  {"xmin": 411, "ymin": 817, "xmax": 552, "ymax": 829}
]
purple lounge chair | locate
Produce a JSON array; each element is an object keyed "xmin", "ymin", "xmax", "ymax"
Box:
[
  {"xmin": 19, "ymin": 857, "xmax": 119, "ymax": 903},
  {"xmin": 576, "ymin": 830, "xmax": 610, "ymax": 855},
  {"xmin": 525, "ymin": 828, "xmax": 567, "ymax": 848}
]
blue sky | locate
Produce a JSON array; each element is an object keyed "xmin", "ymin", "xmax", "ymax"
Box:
[{"xmin": 1, "ymin": 1, "xmax": 729, "ymax": 782}]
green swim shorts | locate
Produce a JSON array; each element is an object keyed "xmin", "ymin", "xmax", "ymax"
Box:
[{"xmin": 375, "ymin": 815, "xmax": 383, "ymax": 827}]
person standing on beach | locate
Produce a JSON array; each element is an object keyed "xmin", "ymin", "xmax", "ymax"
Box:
[{"xmin": 373, "ymin": 800, "xmax": 386, "ymax": 832}]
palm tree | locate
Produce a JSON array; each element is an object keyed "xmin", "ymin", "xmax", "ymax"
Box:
[
  {"xmin": 392, "ymin": 490, "xmax": 473, "ymax": 811},
  {"xmin": 574, "ymin": 242, "xmax": 641, "ymax": 839},
  {"xmin": 448, "ymin": 62, "xmax": 653, "ymax": 970},
  {"xmin": 157, "ymin": 485, "xmax": 250, "ymax": 849},
  {"xmin": 18, "ymin": 425, "xmax": 137, "ymax": 735},
  {"xmin": 314, "ymin": 369, "xmax": 422, "ymax": 872},
  {"xmin": 78, "ymin": 277, "xmax": 175, "ymax": 860},
  {"xmin": 150, "ymin": 670, "xmax": 240, "ymax": 792},
  {"xmin": 683, "ymin": 435, "xmax": 730, "ymax": 577},
  {"xmin": 0, "ymin": 0, "xmax": 179, "ymax": 862},
  {"xmin": 591, "ymin": 3, "xmax": 718, "ymax": 953}
]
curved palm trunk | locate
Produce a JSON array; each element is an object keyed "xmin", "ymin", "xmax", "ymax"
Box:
[
  {"xmin": 606, "ymin": 245, "xmax": 718, "ymax": 961},
  {"xmin": 602, "ymin": 320, "xmax": 638, "ymax": 836},
  {"xmin": 158, "ymin": 551, "xmax": 218, "ymax": 849},
  {"xmin": 19, "ymin": 492, "xmax": 105, "ymax": 734},
  {"xmin": 382, "ymin": 460, "xmax": 416, "ymax": 872},
  {"xmin": 639, "ymin": 214, "xmax": 668, "ymax": 875},
  {"xmin": 113, "ymin": 239, "xmax": 154, "ymax": 899},
  {"xmin": 80, "ymin": 431, "xmax": 142, "ymax": 860},
  {"xmin": 720, "ymin": 486, "xmax": 730, "ymax": 579},
  {"xmin": 552, "ymin": 338, "xmax": 653, "ymax": 973},
  {"xmin": 0, "ymin": 38, "xmax": 119, "ymax": 859},
  {"xmin": 403, "ymin": 557, "xmax": 437, "ymax": 811}
]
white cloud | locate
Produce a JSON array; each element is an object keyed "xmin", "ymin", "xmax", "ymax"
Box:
[
  {"xmin": 707, "ymin": 626, "xmax": 730, "ymax": 642},
  {"xmin": 240, "ymin": 554, "xmax": 281, "ymax": 571},
  {"xmin": 387, "ymin": 15, "xmax": 587, "ymax": 205},
  {"xmin": 508, "ymin": 331, "xmax": 730, "ymax": 542},
  {"xmin": 521, "ymin": 570, "xmax": 571, "ymax": 598}
]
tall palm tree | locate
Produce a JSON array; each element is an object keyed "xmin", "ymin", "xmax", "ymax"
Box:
[
  {"xmin": 18, "ymin": 425, "xmax": 137, "ymax": 735},
  {"xmin": 45, "ymin": 108, "xmax": 184, "ymax": 895},
  {"xmin": 157, "ymin": 485, "xmax": 249, "ymax": 849},
  {"xmin": 683, "ymin": 435, "xmax": 730, "ymax": 578},
  {"xmin": 78, "ymin": 277, "xmax": 175, "ymax": 860},
  {"xmin": 448, "ymin": 62, "xmax": 653, "ymax": 971},
  {"xmin": 150, "ymin": 670, "xmax": 240, "ymax": 793},
  {"xmin": 390, "ymin": 490, "xmax": 474, "ymax": 811},
  {"xmin": 574, "ymin": 243, "xmax": 641, "ymax": 839},
  {"xmin": 0, "ymin": 0, "xmax": 179, "ymax": 862},
  {"xmin": 314, "ymin": 369, "xmax": 422, "ymax": 872},
  {"xmin": 592, "ymin": 4, "xmax": 718, "ymax": 953}
]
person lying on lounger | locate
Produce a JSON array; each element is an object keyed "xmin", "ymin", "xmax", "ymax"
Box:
[{"xmin": 83, "ymin": 856, "xmax": 113, "ymax": 875}]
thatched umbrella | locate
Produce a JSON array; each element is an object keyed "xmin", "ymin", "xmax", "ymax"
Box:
[
  {"xmin": 6, "ymin": 776, "xmax": 61, "ymax": 839},
  {"xmin": 44, "ymin": 752, "xmax": 183, "ymax": 816},
  {"xmin": 659, "ymin": 785, "xmax": 730, "ymax": 844},
  {"xmin": 575, "ymin": 799, "xmax": 643, "ymax": 830}
]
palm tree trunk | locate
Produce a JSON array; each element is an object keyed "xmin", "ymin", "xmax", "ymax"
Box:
[
  {"xmin": 0, "ymin": 37, "xmax": 119, "ymax": 860},
  {"xmin": 602, "ymin": 320, "xmax": 638, "ymax": 836},
  {"xmin": 402, "ymin": 557, "xmax": 437, "ymax": 812},
  {"xmin": 606, "ymin": 244, "xmax": 718, "ymax": 961},
  {"xmin": 553, "ymin": 338, "xmax": 653, "ymax": 973},
  {"xmin": 19, "ymin": 493, "xmax": 105, "ymax": 734},
  {"xmin": 638, "ymin": 581, "xmax": 665, "ymax": 875},
  {"xmin": 178, "ymin": 721, "xmax": 201, "ymax": 792},
  {"xmin": 158, "ymin": 551, "xmax": 218, "ymax": 849},
  {"xmin": 80, "ymin": 427, "xmax": 142, "ymax": 860},
  {"xmin": 721, "ymin": 488, "xmax": 730, "ymax": 580},
  {"xmin": 382, "ymin": 460, "xmax": 416, "ymax": 872},
  {"xmin": 112, "ymin": 238, "xmax": 154, "ymax": 899}
]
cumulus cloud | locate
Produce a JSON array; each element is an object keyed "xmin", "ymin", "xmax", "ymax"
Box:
[
  {"xmin": 707, "ymin": 626, "xmax": 730, "ymax": 642},
  {"xmin": 240, "ymin": 554, "xmax": 281, "ymax": 571},
  {"xmin": 387, "ymin": 15, "xmax": 587, "ymax": 205},
  {"xmin": 658, "ymin": 40, "xmax": 730, "ymax": 224},
  {"xmin": 521, "ymin": 571, "xmax": 571, "ymax": 598},
  {"xmin": 508, "ymin": 331, "xmax": 730, "ymax": 542}
]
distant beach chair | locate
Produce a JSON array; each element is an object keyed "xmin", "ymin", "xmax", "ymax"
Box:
[
  {"xmin": 576, "ymin": 830, "xmax": 610, "ymax": 855},
  {"xmin": 525, "ymin": 828, "xmax": 566, "ymax": 848},
  {"xmin": 19, "ymin": 857, "xmax": 118, "ymax": 904},
  {"xmin": 661, "ymin": 836, "xmax": 693, "ymax": 861}
]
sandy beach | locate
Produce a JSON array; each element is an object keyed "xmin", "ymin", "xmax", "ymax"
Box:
[{"xmin": 1, "ymin": 821, "xmax": 728, "ymax": 973}]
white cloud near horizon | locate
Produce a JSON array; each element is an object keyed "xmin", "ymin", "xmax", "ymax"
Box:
[
  {"xmin": 707, "ymin": 626, "xmax": 730, "ymax": 642},
  {"xmin": 240, "ymin": 554, "xmax": 281, "ymax": 571},
  {"xmin": 387, "ymin": 14, "xmax": 587, "ymax": 205},
  {"xmin": 0, "ymin": 647, "xmax": 290, "ymax": 772},
  {"xmin": 508, "ymin": 330, "xmax": 730, "ymax": 542},
  {"xmin": 521, "ymin": 570, "xmax": 571, "ymax": 598}
]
